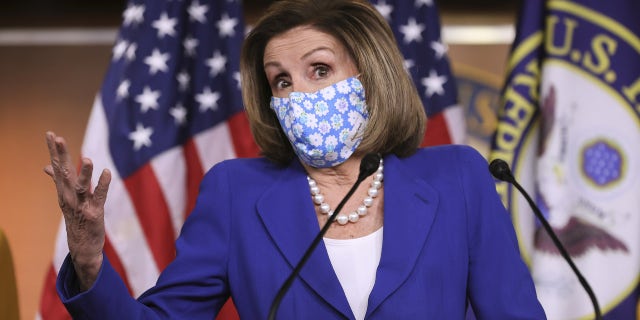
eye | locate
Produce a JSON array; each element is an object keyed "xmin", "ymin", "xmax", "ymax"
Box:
[
  {"xmin": 312, "ymin": 64, "xmax": 330, "ymax": 79},
  {"xmin": 275, "ymin": 78, "xmax": 291, "ymax": 90}
]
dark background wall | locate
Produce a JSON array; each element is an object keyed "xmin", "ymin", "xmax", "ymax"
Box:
[{"xmin": 0, "ymin": 0, "xmax": 518, "ymax": 26}]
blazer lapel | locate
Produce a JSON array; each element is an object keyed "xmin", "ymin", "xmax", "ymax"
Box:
[
  {"xmin": 366, "ymin": 154, "xmax": 440, "ymax": 316},
  {"xmin": 256, "ymin": 161, "xmax": 353, "ymax": 319}
]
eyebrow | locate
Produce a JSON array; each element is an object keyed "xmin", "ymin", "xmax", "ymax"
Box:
[
  {"xmin": 263, "ymin": 60, "xmax": 281, "ymax": 69},
  {"xmin": 263, "ymin": 46, "xmax": 336, "ymax": 69},
  {"xmin": 301, "ymin": 46, "xmax": 335, "ymax": 60}
]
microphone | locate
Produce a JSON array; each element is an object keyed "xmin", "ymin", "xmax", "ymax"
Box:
[
  {"xmin": 488, "ymin": 159, "xmax": 602, "ymax": 320},
  {"xmin": 267, "ymin": 153, "xmax": 382, "ymax": 320}
]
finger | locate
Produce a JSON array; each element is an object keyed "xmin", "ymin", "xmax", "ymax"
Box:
[
  {"xmin": 76, "ymin": 158, "xmax": 93, "ymax": 203},
  {"xmin": 45, "ymin": 132, "xmax": 61, "ymax": 171},
  {"xmin": 46, "ymin": 133, "xmax": 68, "ymax": 204},
  {"xmin": 43, "ymin": 165, "xmax": 54, "ymax": 178},
  {"xmin": 54, "ymin": 135, "xmax": 78, "ymax": 184},
  {"xmin": 48, "ymin": 134, "xmax": 79, "ymax": 212},
  {"xmin": 93, "ymin": 169, "xmax": 112, "ymax": 208}
]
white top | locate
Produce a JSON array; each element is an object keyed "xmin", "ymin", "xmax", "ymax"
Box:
[{"xmin": 323, "ymin": 227, "xmax": 383, "ymax": 320}]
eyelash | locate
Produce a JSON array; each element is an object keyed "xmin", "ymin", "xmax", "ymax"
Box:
[
  {"xmin": 274, "ymin": 77, "xmax": 290, "ymax": 90},
  {"xmin": 312, "ymin": 64, "xmax": 330, "ymax": 78}
]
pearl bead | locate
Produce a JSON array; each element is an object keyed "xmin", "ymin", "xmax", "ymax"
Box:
[
  {"xmin": 336, "ymin": 214, "xmax": 349, "ymax": 225},
  {"xmin": 307, "ymin": 157, "xmax": 383, "ymax": 225},
  {"xmin": 363, "ymin": 197, "xmax": 373, "ymax": 207}
]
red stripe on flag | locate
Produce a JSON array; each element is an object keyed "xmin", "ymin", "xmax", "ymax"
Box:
[
  {"xmin": 421, "ymin": 114, "xmax": 453, "ymax": 147},
  {"xmin": 123, "ymin": 164, "xmax": 176, "ymax": 270},
  {"xmin": 183, "ymin": 139, "xmax": 204, "ymax": 219},
  {"xmin": 217, "ymin": 299, "xmax": 241, "ymax": 320},
  {"xmin": 227, "ymin": 111, "xmax": 260, "ymax": 158},
  {"xmin": 39, "ymin": 265, "xmax": 71, "ymax": 320}
]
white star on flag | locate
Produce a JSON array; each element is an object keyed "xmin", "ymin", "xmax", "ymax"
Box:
[
  {"xmin": 117, "ymin": 80, "xmax": 131, "ymax": 100},
  {"xmin": 415, "ymin": 0, "xmax": 434, "ymax": 7},
  {"xmin": 125, "ymin": 43, "xmax": 137, "ymax": 61},
  {"xmin": 217, "ymin": 13, "xmax": 238, "ymax": 37},
  {"xmin": 152, "ymin": 12, "xmax": 177, "ymax": 38},
  {"xmin": 123, "ymin": 4, "xmax": 145, "ymax": 26},
  {"xmin": 196, "ymin": 87, "xmax": 221, "ymax": 112},
  {"xmin": 188, "ymin": 1, "xmax": 209, "ymax": 24},
  {"xmin": 430, "ymin": 39, "xmax": 448, "ymax": 59},
  {"xmin": 177, "ymin": 71, "xmax": 190, "ymax": 91},
  {"xmin": 403, "ymin": 59, "xmax": 415, "ymax": 73},
  {"xmin": 135, "ymin": 86, "xmax": 161, "ymax": 112},
  {"xmin": 183, "ymin": 36, "xmax": 199, "ymax": 56},
  {"xmin": 399, "ymin": 17, "xmax": 425, "ymax": 43},
  {"xmin": 144, "ymin": 49, "xmax": 170, "ymax": 74},
  {"xmin": 206, "ymin": 51, "xmax": 227, "ymax": 76},
  {"xmin": 169, "ymin": 104, "xmax": 188, "ymax": 125},
  {"xmin": 421, "ymin": 69, "xmax": 448, "ymax": 97},
  {"xmin": 128, "ymin": 123, "xmax": 153, "ymax": 151},
  {"xmin": 113, "ymin": 40, "xmax": 128, "ymax": 61},
  {"xmin": 373, "ymin": 1, "xmax": 393, "ymax": 21},
  {"xmin": 233, "ymin": 72, "xmax": 242, "ymax": 89}
]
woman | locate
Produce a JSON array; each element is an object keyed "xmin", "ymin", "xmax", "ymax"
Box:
[{"xmin": 45, "ymin": 0, "xmax": 545, "ymax": 319}]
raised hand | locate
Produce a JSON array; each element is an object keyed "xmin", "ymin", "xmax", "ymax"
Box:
[{"xmin": 44, "ymin": 131, "xmax": 111, "ymax": 290}]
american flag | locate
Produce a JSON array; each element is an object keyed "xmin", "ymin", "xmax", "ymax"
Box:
[
  {"xmin": 37, "ymin": 0, "xmax": 256, "ymax": 319},
  {"xmin": 38, "ymin": 0, "xmax": 462, "ymax": 319},
  {"xmin": 371, "ymin": 0, "xmax": 465, "ymax": 146}
]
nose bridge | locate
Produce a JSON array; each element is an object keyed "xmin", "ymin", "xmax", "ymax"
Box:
[{"xmin": 290, "ymin": 74, "xmax": 315, "ymax": 93}]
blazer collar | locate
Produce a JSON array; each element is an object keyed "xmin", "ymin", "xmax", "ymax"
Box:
[
  {"xmin": 366, "ymin": 153, "xmax": 439, "ymax": 317},
  {"xmin": 256, "ymin": 155, "xmax": 439, "ymax": 319}
]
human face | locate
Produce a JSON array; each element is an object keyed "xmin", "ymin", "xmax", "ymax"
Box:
[{"xmin": 263, "ymin": 26, "xmax": 359, "ymax": 98}]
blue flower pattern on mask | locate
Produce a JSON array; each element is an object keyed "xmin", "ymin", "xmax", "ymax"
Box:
[{"xmin": 270, "ymin": 77, "xmax": 369, "ymax": 168}]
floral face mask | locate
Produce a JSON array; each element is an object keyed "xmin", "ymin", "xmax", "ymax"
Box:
[{"xmin": 270, "ymin": 76, "xmax": 369, "ymax": 168}]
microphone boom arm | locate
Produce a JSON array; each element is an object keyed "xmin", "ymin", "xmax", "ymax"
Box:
[{"xmin": 489, "ymin": 159, "xmax": 602, "ymax": 320}]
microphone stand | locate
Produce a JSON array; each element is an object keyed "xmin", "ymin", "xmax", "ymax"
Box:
[
  {"xmin": 489, "ymin": 159, "xmax": 602, "ymax": 320},
  {"xmin": 267, "ymin": 154, "xmax": 381, "ymax": 320}
]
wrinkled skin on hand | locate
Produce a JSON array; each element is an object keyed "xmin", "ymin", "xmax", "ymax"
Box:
[{"xmin": 44, "ymin": 131, "xmax": 111, "ymax": 291}]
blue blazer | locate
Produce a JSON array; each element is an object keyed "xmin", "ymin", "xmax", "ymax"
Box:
[{"xmin": 58, "ymin": 145, "xmax": 546, "ymax": 319}]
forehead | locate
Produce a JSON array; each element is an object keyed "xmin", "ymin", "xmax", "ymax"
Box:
[{"xmin": 263, "ymin": 26, "xmax": 345, "ymax": 61}]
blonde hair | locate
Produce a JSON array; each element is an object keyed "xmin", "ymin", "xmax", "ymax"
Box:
[{"xmin": 241, "ymin": 0, "xmax": 426, "ymax": 165}]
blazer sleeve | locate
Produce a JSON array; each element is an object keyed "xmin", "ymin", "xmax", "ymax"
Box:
[
  {"xmin": 57, "ymin": 161, "xmax": 233, "ymax": 319},
  {"xmin": 459, "ymin": 147, "xmax": 546, "ymax": 319}
]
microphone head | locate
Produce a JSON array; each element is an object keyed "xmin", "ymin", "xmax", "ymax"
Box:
[
  {"xmin": 359, "ymin": 153, "xmax": 381, "ymax": 180},
  {"xmin": 489, "ymin": 158, "xmax": 515, "ymax": 183}
]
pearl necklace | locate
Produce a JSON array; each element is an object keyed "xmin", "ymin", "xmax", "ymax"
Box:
[{"xmin": 307, "ymin": 158, "xmax": 384, "ymax": 225}]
